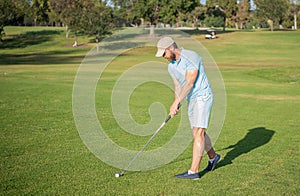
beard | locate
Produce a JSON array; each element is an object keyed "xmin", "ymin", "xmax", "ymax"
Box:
[
  {"xmin": 171, "ymin": 52, "xmax": 176, "ymax": 61},
  {"xmin": 167, "ymin": 52, "xmax": 176, "ymax": 62}
]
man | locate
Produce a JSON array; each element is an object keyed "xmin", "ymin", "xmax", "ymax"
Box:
[{"xmin": 155, "ymin": 37, "xmax": 221, "ymax": 180}]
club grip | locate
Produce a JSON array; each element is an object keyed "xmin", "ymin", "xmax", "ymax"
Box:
[
  {"xmin": 165, "ymin": 115, "xmax": 171, "ymax": 123},
  {"xmin": 165, "ymin": 103, "xmax": 181, "ymax": 123}
]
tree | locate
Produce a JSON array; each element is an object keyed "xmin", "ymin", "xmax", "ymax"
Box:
[
  {"xmin": 217, "ymin": 0, "xmax": 238, "ymax": 31},
  {"xmin": 206, "ymin": 0, "xmax": 238, "ymax": 31},
  {"xmin": 0, "ymin": 0, "xmax": 32, "ymax": 41},
  {"xmin": 49, "ymin": 0, "xmax": 85, "ymax": 39},
  {"xmin": 111, "ymin": 0, "xmax": 199, "ymax": 27},
  {"xmin": 158, "ymin": 0, "xmax": 178, "ymax": 25},
  {"xmin": 11, "ymin": 0, "xmax": 32, "ymax": 26},
  {"xmin": 174, "ymin": 0, "xmax": 198, "ymax": 26},
  {"xmin": 290, "ymin": 0, "xmax": 300, "ymax": 29},
  {"xmin": 128, "ymin": 0, "xmax": 152, "ymax": 26},
  {"xmin": 236, "ymin": 0, "xmax": 251, "ymax": 29},
  {"xmin": 254, "ymin": 0, "xmax": 290, "ymax": 31},
  {"xmin": 0, "ymin": 1, "xmax": 16, "ymax": 41},
  {"xmin": 110, "ymin": 0, "xmax": 142, "ymax": 26},
  {"xmin": 31, "ymin": 0, "xmax": 50, "ymax": 26},
  {"xmin": 49, "ymin": 0, "xmax": 114, "ymax": 44},
  {"xmin": 80, "ymin": 0, "xmax": 114, "ymax": 39},
  {"xmin": 187, "ymin": 5, "xmax": 207, "ymax": 28}
]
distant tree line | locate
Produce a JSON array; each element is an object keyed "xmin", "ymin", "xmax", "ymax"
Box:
[{"xmin": 0, "ymin": 0, "xmax": 299, "ymax": 41}]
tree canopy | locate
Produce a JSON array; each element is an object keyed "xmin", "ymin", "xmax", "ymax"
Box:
[
  {"xmin": 254, "ymin": 0, "xmax": 290, "ymax": 31},
  {"xmin": 0, "ymin": 0, "xmax": 299, "ymax": 41}
]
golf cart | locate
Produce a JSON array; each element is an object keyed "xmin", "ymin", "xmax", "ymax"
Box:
[{"xmin": 205, "ymin": 30, "xmax": 217, "ymax": 39}]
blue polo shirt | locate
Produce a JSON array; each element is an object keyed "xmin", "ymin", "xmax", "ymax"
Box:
[{"xmin": 168, "ymin": 48, "xmax": 212, "ymax": 101}]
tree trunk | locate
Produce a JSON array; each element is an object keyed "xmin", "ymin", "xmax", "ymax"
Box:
[
  {"xmin": 66, "ymin": 25, "xmax": 70, "ymax": 39},
  {"xmin": 72, "ymin": 33, "xmax": 78, "ymax": 47},
  {"xmin": 267, "ymin": 19, "xmax": 274, "ymax": 31},
  {"xmin": 222, "ymin": 17, "xmax": 226, "ymax": 32},
  {"xmin": 140, "ymin": 18, "xmax": 144, "ymax": 27},
  {"xmin": 235, "ymin": 22, "xmax": 239, "ymax": 30},
  {"xmin": 194, "ymin": 17, "xmax": 199, "ymax": 29},
  {"xmin": 150, "ymin": 25, "xmax": 155, "ymax": 37},
  {"xmin": 294, "ymin": 12, "xmax": 297, "ymax": 30}
]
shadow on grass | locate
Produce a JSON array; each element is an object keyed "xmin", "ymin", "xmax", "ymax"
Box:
[
  {"xmin": 181, "ymin": 29, "xmax": 236, "ymax": 36},
  {"xmin": 198, "ymin": 127, "xmax": 275, "ymax": 178},
  {"xmin": 0, "ymin": 52, "xmax": 86, "ymax": 65},
  {"xmin": 0, "ymin": 29, "xmax": 88, "ymax": 66},
  {"xmin": 215, "ymin": 127, "xmax": 275, "ymax": 170},
  {"xmin": 0, "ymin": 30, "xmax": 62, "ymax": 49}
]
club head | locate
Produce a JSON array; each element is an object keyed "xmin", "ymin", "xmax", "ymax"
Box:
[{"xmin": 115, "ymin": 172, "xmax": 123, "ymax": 178}]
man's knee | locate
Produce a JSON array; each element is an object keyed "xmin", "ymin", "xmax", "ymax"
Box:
[{"xmin": 192, "ymin": 127, "xmax": 205, "ymax": 138}]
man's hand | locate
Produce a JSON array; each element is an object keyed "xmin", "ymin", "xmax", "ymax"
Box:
[
  {"xmin": 169, "ymin": 101, "xmax": 181, "ymax": 118},
  {"xmin": 169, "ymin": 70, "xmax": 198, "ymax": 118}
]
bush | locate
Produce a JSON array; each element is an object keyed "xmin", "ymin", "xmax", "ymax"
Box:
[{"xmin": 204, "ymin": 16, "xmax": 224, "ymax": 28}]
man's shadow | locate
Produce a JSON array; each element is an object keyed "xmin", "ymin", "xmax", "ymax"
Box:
[{"xmin": 200, "ymin": 127, "xmax": 275, "ymax": 176}]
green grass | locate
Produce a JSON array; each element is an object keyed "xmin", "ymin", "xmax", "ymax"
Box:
[
  {"xmin": 198, "ymin": 30, "xmax": 300, "ymax": 67},
  {"xmin": 0, "ymin": 26, "xmax": 93, "ymax": 66},
  {"xmin": 1, "ymin": 26, "xmax": 300, "ymax": 195}
]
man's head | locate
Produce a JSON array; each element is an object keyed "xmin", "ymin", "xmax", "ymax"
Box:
[{"xmin": 155, "ymin": 37, "xmax": 178, "ymax": 62}]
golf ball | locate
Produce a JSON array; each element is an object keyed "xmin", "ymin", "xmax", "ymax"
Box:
[{"xmin": 115, "ymin": 173, "xmax": 120, "ymax": 178}]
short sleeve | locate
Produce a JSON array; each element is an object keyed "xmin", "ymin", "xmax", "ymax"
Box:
[{"xmin": 183, "ymin": 51, "xmax": 201, "ymax": 71}]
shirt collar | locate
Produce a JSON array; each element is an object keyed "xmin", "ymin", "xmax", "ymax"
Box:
[{"xmin": 176, "ymin": 48, "xmax": 184, "ymax": 65}]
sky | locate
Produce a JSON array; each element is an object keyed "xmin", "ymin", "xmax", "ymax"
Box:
[{"xmin": 200, "ymin": 0, "xmax": 256, "ymax": 9}]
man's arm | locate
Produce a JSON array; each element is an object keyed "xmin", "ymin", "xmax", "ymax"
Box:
[
  {"xmin": 172, "ymin": 77, "xmax": 181, "ymax": 100},
  {"xmin": 170, "ymin": 70, "xmax": 198, "ymax": 117}
]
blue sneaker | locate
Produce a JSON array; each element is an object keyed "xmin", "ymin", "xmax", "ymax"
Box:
[
  {"xmin": 174, "ymin": 171, "xmax": 200, "ymax": 180},
  {"xmin": 205, "ymin": 154, "xmax": 221, "ymax": 171}
]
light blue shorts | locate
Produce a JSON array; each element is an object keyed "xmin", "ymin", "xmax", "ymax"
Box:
[{"xmin": 188, "ymin": 92, "xmax": 213, "ymax": 129}]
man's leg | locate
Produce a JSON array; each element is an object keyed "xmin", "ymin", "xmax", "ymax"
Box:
[
  {"xmin": 204, "ymin": 133, "xmax": 217, "ymax": 159},
  {"xmin": 174, "ymin": 127, "xmax": 204, "ymax": 179},
  {"xmin": 189, "ymin": 127, "xmax": 205, "ymax": 173},
  {"xmin": 204, "ymin": 133, "xmax": 221, "ymax": 171}
]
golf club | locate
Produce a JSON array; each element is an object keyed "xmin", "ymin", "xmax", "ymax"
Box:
[{"xmin": 115, "ymin": 103, "xmax": 181, "ymax": 178}]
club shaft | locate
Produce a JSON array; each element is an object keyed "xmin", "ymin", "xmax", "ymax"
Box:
[
  {"xmin": 121, "ymin": 121, "xmax": 166, "ymax": 175},
  {"xmin": 120, "ymin": 103, "xmax": 181, "ymax": 176}
]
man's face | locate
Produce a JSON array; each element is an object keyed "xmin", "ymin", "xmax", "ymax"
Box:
[{"xmin": 163, "ymin": 49, "xmax": 176, "ymax": 62}]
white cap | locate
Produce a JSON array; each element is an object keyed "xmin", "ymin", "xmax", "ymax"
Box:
[{"xmin": 155, "ymin": 37, "xmax": 175, "ymax": 57}]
